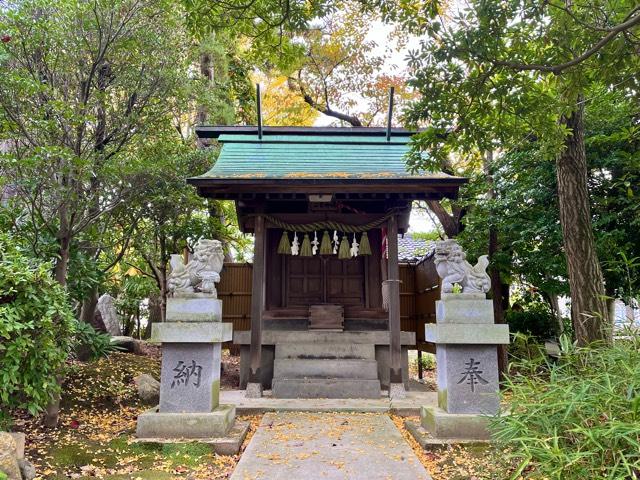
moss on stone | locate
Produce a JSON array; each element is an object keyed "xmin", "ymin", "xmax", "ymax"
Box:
[
  {"xmin": 438, "ymin": 388, "xmax": 448, "ymax": 410},
  {"xmin": 211, "ymin": 378, "xmax": 220, "ymax": 409}
]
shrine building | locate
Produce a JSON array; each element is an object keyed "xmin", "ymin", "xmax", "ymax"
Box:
[{"xmin": 188, "ymin": 125, "xmax": 467, "ymax": 399}]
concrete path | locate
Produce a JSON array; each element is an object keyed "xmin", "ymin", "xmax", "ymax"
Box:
[
  {"xmin": 230, "ymin": 412, "xmax": 431, "ymax": 480},
  {"xmin": 220, "ymin": 386, "xmax": 437, "ymax": 417}
]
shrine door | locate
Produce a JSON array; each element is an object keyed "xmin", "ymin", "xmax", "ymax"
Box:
[{"xmin": 286, "ymin": 256, "xmax": 365, "ymax": 307}]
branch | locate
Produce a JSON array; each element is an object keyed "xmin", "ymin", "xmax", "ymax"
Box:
[
  {"xmin": 288, "ymin": 76, "xmax": 363, "ymax": 126},
  {"xmin": 494, "ymin": 10, "xmax": 640, "ymax": 74},
  {"xmin": 102, "ymin": 219, "xmax": 138, "ymax": 272},
  {"xmin": 426, "ymin": 199, "xmax": 460, "ymax": 237}
]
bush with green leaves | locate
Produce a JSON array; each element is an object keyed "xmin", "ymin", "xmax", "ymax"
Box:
[
  {"xmin": 415, "ymin": 352, "xmax": 436, "ymax": 371},
  {"xmin": 72, "ymin": 321, "xmax": 119, "ymax": 361},
  {"xmin": 0, "ymin": 234, "xmax": 75, "ymax": 427},
  {"xmin": 492, "ymin": 334, "xmax": 640, "ymax": 479},
  {"xmin": 505, "ymin": 307, "xmax": 557, "ymax": 339}
]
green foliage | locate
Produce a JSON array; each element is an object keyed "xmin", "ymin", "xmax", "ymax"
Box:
[
  {"xmin": 506, "ymin": 308, "xmax": 556, "ymax": 340},
  {"xmin": 393, "ymin": 0, "xmax": 639, "ymax": 341},
  {"xmin": 505, "ymin": 292, "xmax": 560, "ymax": 339},
  {"xmin": 72, "ymin": 321, "xmax": 119, "ymax": 361},
  {"xmin": 183, "ymin": 0, "xmax": 333, "ymax": 71},
  {"xmin": 0, "ymin": 234, "xmax": 75, "ymax": 427},
  {"xmin": 415, "ymin": 353, "xmax": 436, "ymax": 371},
  {"xmin": 410, "ymin": 231, "xmax": 441, "ymax": 242},
  {"xmin": 458, "ymin": 86, "xmax": 639, "ymax": 324},
  {"xmin": 493, "ymin": 335, "xmax": 640, "ymax": 479},
  {"xmin": 112, "ymin": 274, "xmax": 156, "ymax": 337}
]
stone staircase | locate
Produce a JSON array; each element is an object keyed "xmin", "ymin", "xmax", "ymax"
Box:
[{"xmin": 271, "ymin": 337, "xmax": 381, "ymax": 399}]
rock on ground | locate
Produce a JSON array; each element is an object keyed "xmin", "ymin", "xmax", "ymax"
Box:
[
  {"xmin": 0, "ymin": 433, "xmax": 22, "ymax": 480},
  {"xmin": 97, "ymin": 293, "xmax": 122, "ymax": 336},
  {"xmin": 111, "ymin": 336, "xmax": 142, "ymax": 354},
  {"xmin": 134, "ymin": 374, "xmax": 160, "ymax": 405},
  {"xmin": 18, "ymin": 459, "xmax": 36, "ymax": 480}
]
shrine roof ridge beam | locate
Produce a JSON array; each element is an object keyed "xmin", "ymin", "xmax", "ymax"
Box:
[
  {"xmin": 187, "ymin": 177, "xmax": 467, "ymax": 188},
  {"xmin": 195, "ymin": 125, "xmax": 418, "ymax": 139},
  {"xmin": 195, "ymin": 188, "xmax": 460, "ymax": 199},
  {"xmin": 201, "ymin": 191, "xmax": 451, "ymax": 201}
]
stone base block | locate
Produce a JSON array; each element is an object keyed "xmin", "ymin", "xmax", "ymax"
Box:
[
  {"xmin": 151, "ymin": 322, "xmax": 232, "ymax": 343},
  {"xmin": 272, "ymin": 378, "xmax": 381, "ymax": 399},
  {"xmin": 136, "ymin": 404, "xmax": 235, "ymax": 439},
  {"xmin": 421, "ymin": 406, "xmax": 492, "ymax": 440},
  {"xmin": 389, "ymin": 383, "xmax": 407, "ymax": 399},
  {"xmin": 436, "ymin": 297, "xmax": 494, "ymax": 324},
  {"xmin": 245, "ymin": 382, "xmax": 263, "ymax": 398},
  {"xmin": 404, "ymin": 420, "xmax": 489, "ymax": 449},
  {"xmin": 133, "ymin": 420, "xmax": 249, "ymax": 456},
  {"xmin": 436, "ymin": 344, "xmax": 500, "ymax": 414},
  {"xmin": 159, "ymin": 343, "xmax": 221, "ymax": 413},
  {"xmin": 166, "ymin": 296, "xmax": 222, "ymax": 322},
  {"xmin": 426, "ymin": 323, "xmax": 510, "ymax": 344}
]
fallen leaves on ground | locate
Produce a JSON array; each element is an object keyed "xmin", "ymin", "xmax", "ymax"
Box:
[
  {"xmin": 10, "ymin": 351, "xmax": 259, "ymax": 480},
  {"xmin": 392, "ymin": 415, "xmax": 525, "ymax": 480}
]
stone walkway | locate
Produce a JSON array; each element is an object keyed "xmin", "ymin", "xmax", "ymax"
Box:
[{"xmin": 230, "ymin": 412, "xmax": 431, "ymax": 480}]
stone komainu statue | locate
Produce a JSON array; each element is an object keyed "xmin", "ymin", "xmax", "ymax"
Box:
[
  {"xmin": 434, "ymin": 239, "xmax": 491, "ymax": 294},
  {"xmin": 167, "ymin": 239, "xmax": 225, "ymax": 297}
]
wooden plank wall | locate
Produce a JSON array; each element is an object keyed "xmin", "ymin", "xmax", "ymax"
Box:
[
  {"xmin": 218, "ymin": 263, "xmax": 253, "ymax": 332},
  {"xmin": 399, "ymin": 264, "xmax": 416, "ymax": 333},
  {"xmin": 218, "ymin": 261, "xmax": 439, "ymax": 349},
  {"xmin": 414, "ymin": 256, "xmax": 440, "ymax": 348}
]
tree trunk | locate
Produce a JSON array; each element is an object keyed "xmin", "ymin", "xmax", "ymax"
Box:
[
  {"xmin": 556, "ymin": 100, "xmax": 611, "ymax": 345},
  {"xmin": 425, "ymin": 200, "xmax": 465, "ymax": 237},
  {"xmin": 483, "ymin": 150, "xmax": 509, "ymax": 378},
  {"xmin": 53, "ymin": 234, "xmax": 70, "ymax": 287},
  {"xmin": 46, "ymin": 216, "xmax": 71, "ymax": 427},
  {"xmin": 197, "ymin": 52, "xmax": 212, "ymax": 125},
  {"xmin": 489, "ymin": 227, "xmax": 510, "ymax": 378},
  {"xmin": 546, "ymin": 292, "xmax": 565, "ymax": 336},
  {"xmin": 145, "ymin": 294, "xmax": 162, "ymax": 338},
  {"xmin": 43, "ymin": 374, "xmax": 63, "ymax": 428},
  {"xmin": 79, "ymin": 286, "xmax": 99, "ymax": 325}
]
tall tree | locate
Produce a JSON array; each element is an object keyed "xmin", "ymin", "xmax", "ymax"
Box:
[
  {"xmin": 0, "ymin": 0, "xmax": 196, "ymax": 427},
  {"xmin": 389, "ymin": 0, "xmax": 640, "ymax": 345},
  {"xmin": 0, "ymin": 0, "xmax": 189, "ymax": 289}
]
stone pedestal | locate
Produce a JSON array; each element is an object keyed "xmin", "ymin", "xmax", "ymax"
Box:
[
  {"xmin": 421, "ymin": 293, "xmax": 509, "ymax": 440},
  {"xmin": 137, "ymin": 293, "xmax": 237, "ymax": 441}
]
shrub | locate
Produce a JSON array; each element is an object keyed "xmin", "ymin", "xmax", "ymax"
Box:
[
  {"xmin": 505, "ymin": 303, "xmax": 558, "ymax": 339},
  {"xmin": 415, "ymin": 352, "xmax": 436, "ymax": 371},
  {"xmin": 73, "ymin": 321, "xmax": 119, "ymax": 361},
  {"xmin": 491, "ymin": 334, "xmax": 640, "ymax": 479},
  {"xmin": 0, "ymin": 234, "xmax": 75, "ymax": 427}
]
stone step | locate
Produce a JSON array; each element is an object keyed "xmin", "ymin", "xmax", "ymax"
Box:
[
  {"xmin": 273, "ymin": 358, "xmax": 379, "ymax": 380},
  {"xmin": 272, "ymin": 378, "xmax": 381, "ymax": 399},
  {"xmin": 275, "ymin": 342, "xmax": 375, "ymax": 360}
]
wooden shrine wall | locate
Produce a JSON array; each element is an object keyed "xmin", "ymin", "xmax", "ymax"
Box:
[
  {"xmin": 217, "ymin": 261, "xmax": 440, "ymax": 347},
  {"xmin": 217, "ymin": 263, "xmax": 253, "ymax": 332},
  {"xmin": 414, "ymin": 256, "xmax": 440, "ymax": 352}
]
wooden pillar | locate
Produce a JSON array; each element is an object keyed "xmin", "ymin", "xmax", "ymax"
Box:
[
  {"xmin": 247, "ymin": 215, "xmax": 266, "ymax": 395},
  {"xmin": 387, "ymin": 215, "xmax": 403, "ymax": 386}
]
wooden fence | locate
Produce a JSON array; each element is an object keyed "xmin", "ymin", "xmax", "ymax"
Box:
[
  {"xmin": 218, "ymin": 260, "xmax": 440, "ymax": 348},
  {"xmin": 217, "ymin": 263, "xmax": 253, "ymax": 332}
]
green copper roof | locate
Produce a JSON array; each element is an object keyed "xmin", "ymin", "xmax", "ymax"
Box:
[{"xmin": 192, "ymin": 133, "xmax": 452, "ymax": 181}]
